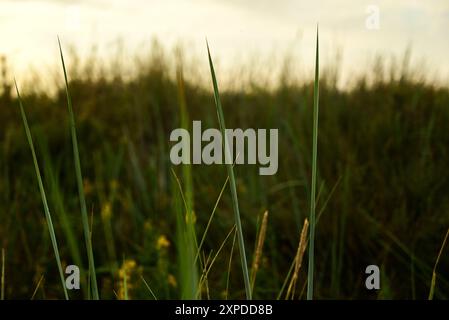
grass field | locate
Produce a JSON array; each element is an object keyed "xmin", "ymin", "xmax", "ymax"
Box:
[{"xmin": 0, "ymin": 37, "xmax": 448, "ymax": 300}]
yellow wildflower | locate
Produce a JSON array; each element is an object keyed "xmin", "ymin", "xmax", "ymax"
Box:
[
  {"xmin": 117, "ymin": 259, "xmax": 137, "ymax": 300},
  {"xmin": 101, "ymin": 202, "xmax": 112, "ymax": 220},
  {"xmin": 157, "ymin": 235, "xmax": 170, "ymax": 250},
  {"xmin": 168, "ymin": 274, "xmax": 177, "ymax": 288}
]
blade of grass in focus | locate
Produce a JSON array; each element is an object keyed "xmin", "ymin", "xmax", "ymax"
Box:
[
  {"xmin": 58, "ymin": 38, "xmax": 99, "ymax": 300},
  {"xmin": 307, "ymin": 26, "xmax": 320, "ymax": 300},
  {"xmin": 206, "ymin": 41, "xmax": 252, "ymax": 300},
  {"xmin": 14, "ymin": 81, "xmax": 69, "ymax": 300}
]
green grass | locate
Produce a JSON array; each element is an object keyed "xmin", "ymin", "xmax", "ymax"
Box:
[
  {"xmin": 207, "ymin": 41, "xmax": 252, "ymax": 300},
  {"xmin": 1, "ymin": 33, "xmax": 449, "ymax": 299},
  {"xmin": 14, "ymin": 80, "xmax": 69, "ymax": 300},
  {"xmin": 307, "ymin": 26, "xmax": 320, "ymax": 300},
  {"xmin": 58, "ymin": 38, "xmax": 99, "ymax": 300}
]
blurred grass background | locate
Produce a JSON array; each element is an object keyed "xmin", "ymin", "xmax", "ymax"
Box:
[{"xmin": 0, "ymin": 42, "xmax": 449, "ymax": 299}]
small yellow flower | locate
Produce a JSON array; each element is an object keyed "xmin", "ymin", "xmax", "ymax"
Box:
[
  {"xmin": 117, "ymin": 259, "xmax": 138, "ymax": 300},
  {"xmin": 101, "ymin": 202, "xmax": 112, "ymax": 220},
  {"xmin": 168, "ymin": 274, "xmax": 177, "ymax": 288},
  {"xmin": 124, "ymin": 259, "xmax": 136, "ymax": 269},
  {"xmin": 157, "ymin": 235, "xmax": 170, "ymax": 250}
]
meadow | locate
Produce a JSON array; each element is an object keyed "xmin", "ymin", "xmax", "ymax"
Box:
[{"xmin": 0, "ymin": 38, "xmax": 448, "ymax": 300}]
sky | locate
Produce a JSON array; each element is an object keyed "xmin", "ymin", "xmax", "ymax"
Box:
[{"xmin": 1, "ymin": 0, "xmax": 449, "ymax": 87}]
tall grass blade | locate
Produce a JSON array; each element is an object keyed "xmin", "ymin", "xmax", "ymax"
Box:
[
  {"xmin": 14, "ymin": 81, "xmax": 68, "ymax": 300},
  {"xmin": 206, "ymin": 41, "xmax": 252, "ymax": 299},
  {"xmin": 307, "ymin": 26, "xmax": 320, "ymax": 300},
  {"xmin": 58, "ymin": 38, "xmax": 99, "ymax": 300}
]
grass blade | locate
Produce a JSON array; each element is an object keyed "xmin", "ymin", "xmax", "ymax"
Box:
[
  {"xmin": 30, "ymin": 275, "xmax": 45, "ymax": 300},
  {"xmin": 225, "ymin": 230, "xmax": 237, "ymax": 300},
  {"xmin": 429, "ymin": 227, "xmax": 449, "ymax": 300},
  {"xmin": 206, "ymin": 41, "xmax": 252, "ymax": 299},
  {"xmin": 171, "ymin": 168, "xmax": 199, "ymax": 299},
  {"xmin": 14, "ymin": 81, "xmax": 68, "ymax": 300},
  {"xmin": 175, "ymin": 69, "xmax": 200, "ymax": 298},
  {"xmin": 195, "ymin": 175, "xmax": 229, "ymax": 263},
  {"xmin": 196, "ymin": 225, "xmax": 237, "ymax": 298},
  {"xmin": 58, "ymin": 38, "xmax": 99, "ymax": 300},
  {"xmin": 307, "ymin": 26, "xmax": 320, "ymax": 300},
  {"xmin": 141, "ymin": 276, "xmax": 158, "ymax": 300}
]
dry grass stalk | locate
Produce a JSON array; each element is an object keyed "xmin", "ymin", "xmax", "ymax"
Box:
[
  {"xmin": 251, "ymin": 211, "xmax": 269, "ymax": 292},
  {"xmin": 286, "ymin": 218, "xmax": 309, "ymax": 299}
]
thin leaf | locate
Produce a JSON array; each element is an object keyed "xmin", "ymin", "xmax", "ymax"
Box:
[
  {"xmin": 58, "ymin": 38, "xmax": 99, "ymax": 299},
  {"xmin": 206, "ymin": 41, "xmax": 252, "ymax": 299},
  {"xmin": 15, "ymin": 81, "xmax": 68, "ymax": 300},
  {"xmin": 307, "ymin": 25, "xmax": 320, "ymax": 300}
]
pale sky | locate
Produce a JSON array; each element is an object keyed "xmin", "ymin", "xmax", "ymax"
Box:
[{"xmin": 1, "ymin": 0, "xmax": 449, "ymax": 87}]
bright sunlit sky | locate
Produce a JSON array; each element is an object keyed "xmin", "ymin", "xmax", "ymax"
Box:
[{"xmin": 1, "ymin": 0, "xmax": 449, "ymax": 87}]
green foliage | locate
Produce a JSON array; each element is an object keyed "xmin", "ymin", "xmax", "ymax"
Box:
[{"xmin": 1, "ymin": 42, "xmax": 449, "ymax": 299}]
